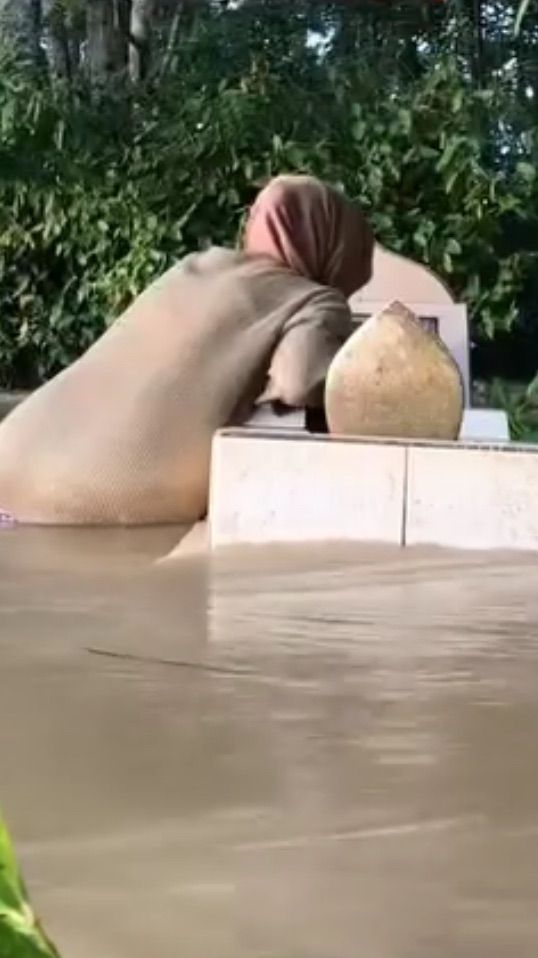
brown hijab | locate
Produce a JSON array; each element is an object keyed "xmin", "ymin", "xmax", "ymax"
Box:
[{"xmin": 243, "ymin": 174, "xmax": 373, "ymax": 298}]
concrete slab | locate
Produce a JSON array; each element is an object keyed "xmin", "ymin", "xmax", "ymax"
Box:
[
  {"xmin": 209, "ymin": 430, "xmax": 407, "ymax": 547},
  {"xmin": 406, "ymin": 442, "xmax": 538, "ymax": 552},
  {"xmin": 243, "ymin": 404, "xmax": 306, "ymax": 431},
  {"xmin": 350, "ymin": 242, "xmax": 455, "ymax": 306},
  {"xmin": 244, "ymin": 405, "xmax": 511, "ymax": 444},
  {"xmin": 209, "ymin": 430, "xmax": 538, "ymax": 553},
  {"xmin": 460, "ymin": 408, "xmax": 510, "ymax": 442}
]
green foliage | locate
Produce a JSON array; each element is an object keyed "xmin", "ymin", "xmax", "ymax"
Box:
[
  {"xmin": 485, "ymin": 375, "xmax": 538, "ymax": 441},
  {"xmin": 0, "ymin": 16, "xmax": 537, "ymax": 387},
  {"xmin": 327, "ymin": 60, "xmax": 537, "ymax": 340},
  {"xmin": 0, "ymin": 814, "xmax": 61, "ymax": 957}
]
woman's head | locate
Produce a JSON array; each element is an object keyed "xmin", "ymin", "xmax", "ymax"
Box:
[{"xmin": 243, "ymin": 174, "xmax": 373, "ymax": 298}]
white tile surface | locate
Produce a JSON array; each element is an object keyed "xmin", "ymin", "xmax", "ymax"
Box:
[
  {"xmin": 406, "ymin": 444, "xmax": 538, "ymax": 551},
  {"xmin": 209, "ymin": 431, "xmax": 406, "ymax": 547},
  {"xmin": 243, "ymin": 405, "xmax": 306, "ymax": 431},
  {"xmin": 210, "ymin": 430, "xmax": 538, "ymax": 553},
  {"xmin": 244, "ymin": 406, "xmax": 511, "ymax": 444},
  {"xmin": 459, "ymin": 408, "xmax": 510, "ymax": 442}
]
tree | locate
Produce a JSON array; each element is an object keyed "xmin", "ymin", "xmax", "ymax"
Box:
[
  {"xmin": 129, "ymin": 0, "xmax": 154, "ymax": 81},
  {"xmin": 0, "ymin": 0, "xmax": 536, "ymax": 388},
  {"xmin": 0, "ymin": 0, "xmax": 41, "ymax": 66},
  {"xmin": 85, "ymin": 0, "xmax": 127, "ymax": 85},
  {"xmin": 42, "ymin": 0, "xmax": 72, "ymax": 80}
]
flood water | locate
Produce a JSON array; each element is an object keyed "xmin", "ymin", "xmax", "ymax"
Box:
[{"xmin": 2, "ymin": 527, "xmax": 538, "ymax": 957}]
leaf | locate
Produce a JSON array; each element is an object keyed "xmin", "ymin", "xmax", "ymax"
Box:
[
  {"xmin": 351, "ymin": 120, "xmax": 365, "ymax": 142},
  {"xmin": 444, "ymin": 168, "xmax": 460, "ymax": 195},
  {"xmin": 516, "ymin": 162, "xmax": 535, "ymax": 182},
  {"xmin": 437, "ymin": 138, "xmax": 463, "ymax": 173},
  {"xmin": 0, "ymin": 818, "xmax": 26, "ymax": 912},
  {"xmin": 526, "ymin": 371, "xmax": 538, "ymax": 401},
  {"xmin": 397, "ymin": 108, "xmax": 412, "ymax": 135},
  {"xmin": 0, "ymin": 815, "xmax": 62, "ymax": 957},
  {"xmin": 54, "ymin": 121, "xmax": 66, "ymax": 152},
  {"xmin": 445, "ymin": 238, "xmax": 461, "ymax": 256},
  {"xmin": 514, "ymin": 0, "xmax": 532, "ymax": 37},
  {"xmin": 451, "ymin": 89, "xmax": 464, "ymax": 113}
]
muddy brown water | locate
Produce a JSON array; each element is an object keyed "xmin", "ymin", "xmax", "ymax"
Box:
[{"xmin": 1, "ymin": 527, "xmax": 538, "ymax": 957}]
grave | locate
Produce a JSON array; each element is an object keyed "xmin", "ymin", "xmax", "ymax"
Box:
[{"xmin": 210, "ymin": 247, "xmax": 522, "ymax": 551}]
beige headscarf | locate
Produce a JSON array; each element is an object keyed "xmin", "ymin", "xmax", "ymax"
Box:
[{"xmin": 243, "ymin": 174, "xmax": 373, "ymax": 298}]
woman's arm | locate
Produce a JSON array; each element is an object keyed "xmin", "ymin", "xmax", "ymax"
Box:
[{"xmin": 256, "ymin": 290, "xmax": 353, "ymax": 409}]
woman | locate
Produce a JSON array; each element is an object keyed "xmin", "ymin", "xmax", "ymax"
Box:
[{"xmin": 0, "ymin": 175, "xmax": 373, "ymax": 525}]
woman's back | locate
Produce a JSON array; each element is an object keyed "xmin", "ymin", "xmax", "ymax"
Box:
[{"xmin": 0, "ymin": 247, "xmax": 350, "ymax": 525}]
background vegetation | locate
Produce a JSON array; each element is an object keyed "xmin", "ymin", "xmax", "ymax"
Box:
[{"xmin": 0, "ymin": 0, "xmax": 536, "ymax": 389}]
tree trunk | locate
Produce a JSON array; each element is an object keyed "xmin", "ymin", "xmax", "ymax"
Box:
[
  {"xmin": 472, "ymin": 0, "xmax": 484, "ymax": 85},
  {"xmin": 68, "ymin": 11, "xmax": 85, "ymax": 76},
  {"xmin": 86, "ymin": 0, "xmax": 128, "ymax": 86},
  {"xmin": 129, "ymin": 0, "xmax": 155, "ymax": 82},
  {"xmin": 42, "ymin": 0, "xmax": 71, "ymax": 81},
  {"xmin": 0, "ymin": 0, "xmax": 41, "ymax": 67}
]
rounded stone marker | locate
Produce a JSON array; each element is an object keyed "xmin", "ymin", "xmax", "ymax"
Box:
[{"xmin": 325, "ymin": 300, "xmax": 464, "ymax": 441}]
